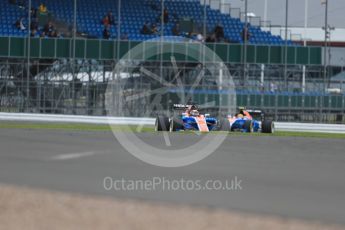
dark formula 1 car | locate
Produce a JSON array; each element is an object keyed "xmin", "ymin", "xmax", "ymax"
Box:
[
  {"xmin": 218, "ymin": 108, "xmax": 275, "ymax": 133},
  {"xmin": 155, "ymin": 104, "xmax": 218, "ymax": 132}
]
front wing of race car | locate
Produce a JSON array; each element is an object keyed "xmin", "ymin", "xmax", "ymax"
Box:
[
  {"xmin": 230, "ymin": 118, "xmax": 260, "ymax": 133},
  {"xmin": 219, "ymin": 117, "xmax": 274, "ymax": 133},
  {"xmin": 156, "ymin": 115, "xmax": 218, "ymax": 132},
  {"xmin": 182, "ymin": 116, "xmax": 218, "ymax": 132}
]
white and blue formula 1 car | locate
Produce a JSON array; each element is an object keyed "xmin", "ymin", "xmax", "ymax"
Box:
[
  {"xmin": 218, "ymin": 107, "xmax": 275, "ymax": 133},
  {"xmin": 155, "ymin": 104, "xmax": 218, "ymax": 133}
]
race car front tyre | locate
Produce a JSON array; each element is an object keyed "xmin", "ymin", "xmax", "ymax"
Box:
[
  {"xmin": 262, "ymin": 120, "xmax": 275, "ymax": 133},
  {"xmin": 219, "ymin": 118, "xmax": 231, "ymax": 131},
  {"xmin": 244, "ymin": 120, "xmax": 254, "ymax": 133},
  {"xmin": 155, "ymin": 115, "xmax": 170, "ymax": 131},
  {"xmin": 170, "ymin": 117, "xmax": 183, "ymax": 132}
]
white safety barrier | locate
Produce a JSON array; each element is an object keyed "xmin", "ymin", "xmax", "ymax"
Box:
[
  {"xmin": 274, "ymin": 122, "xmax": 345, "ymax": 134},
  {"xmin": 0, "ymin": 112, "xmax": 345, "ymax": 133},
  {"xmin": 0, "ymin": 113, "xmax": 155, "ymax": 125}
]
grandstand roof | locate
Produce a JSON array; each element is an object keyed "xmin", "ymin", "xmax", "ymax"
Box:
[
  {"xmin": 228, "ymin": 0, "xmax": 345, "ymax": 28},
  {"xmin": 265, "ymin": 27, "xmax": 345, "ymax": 42}
]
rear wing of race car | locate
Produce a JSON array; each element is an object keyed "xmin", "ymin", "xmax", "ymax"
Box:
[
  {"xmin": 246, "ymin": 109, "xmax": 265, "ymax": 121},
  {"xmin": 172, "ymin": 104, "xmax": 221, "ymax": 117},
  {"xmin": 173, "ymin": 104, "xmax": 193, "ymax": 110},
  {"xmin": 246, "ymin": 109, "xmax": 263, "ymax": 114},
  {"xmin": 171, "ymin": 104, "xmax": 194, "ymax": 116}
]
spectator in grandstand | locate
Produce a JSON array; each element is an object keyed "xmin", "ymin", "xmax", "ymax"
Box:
[
  {"xmin": 31, "ymin": 7, "xmax": 38, "ymax": 19},
  {"xmin": 38, "ymin": 3, "xmax": 47, "ymax": 14},
  {"xmin": 241, "ymin": 25, "xmax": 250, "ymax": 41},
  {"xmin": 40, "ymin": 31, "xmax": 46, "ymax": 38},
  {"xmin": 30, "ymin": 17, "xmax": 38, "ymax": 31},
  {"xmin": 102, "ymin": 15, "xmax": 110, "ymax": 26},
  {"xmin": 103, "ymin": 25, "xmax": 111, "ymax": 39},
  {"xmin": 270, "ymin": 82, "xmax": 278, "ymax": 93},
  {"xmin": 15, "ymin": 17, "xmax": 26, "ymax": 31},
  {"xmin": 151, "ymin": 23, "xmax": 159, "ymax": 34},
  {"xmin": 185, "ymin": 31, "xmax": 193, "ymax": 39},
  {"xmin": 44, "ymin": 21, "xmax": 54, "ymax": 35},
  {"xmin": 107, "ymin": 11, "xmax": 116, "ymax": 26},
  {"xmin": 196, "ymin": 33, "xmax": 204, "ymax": 43},
  {"xmin": 205, "ymin": 33, "xmax": 216, "ymax": 43},
  {"xmin": 163, "ymin": 8, "xmax": 169, "ymax": 24},
  {"xmin": 172, "ymin": 23, "xmax": 180, "ymax": 36},
  {"xmin": 214, "ymin": 23, "xmax": 224, "ymax": 41},
  {"xmin": 141, "ymin": 22, "xmax": 152, "ymax": 35},
  {"xmin": 260, "ymin": 82, "xmax": 265, "ymax": 92},
  {"xmin": 30, "ymin": 29, "xmax": 38, "ymax": 37},
  {"xmin": 205, "ymin": 35, "xmax": 211, "ymax": 43},
  {"xmin": 50, "ymin": 30, "xmax": 59, "ymax": 38}
]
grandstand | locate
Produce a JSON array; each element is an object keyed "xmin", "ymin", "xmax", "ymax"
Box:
[
  {"xmin": 0, "ymin": 0, "xmax": 344, "ymax": 123},
  {"xmin": 0, "ymin": 0, "xmax": 293, "ymax": 45}
]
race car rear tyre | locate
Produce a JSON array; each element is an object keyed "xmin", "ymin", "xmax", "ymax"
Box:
[
  {"xmin": 262, "ymin": 120, "xmax": 275, "ymax": 133},
  {"xmin": 244, "ymin": 120, "xmax": 254, "ymax": 133},
  {"xmin": 155, "ymin": 115, "xmax": 170, "ymax": 131},
  {"xmin": 170, "ymin": 117, "xmax": 183, "ymax": 132},
  {"xmin": 219, "ymin": 118, "xmax": 231, "ymax": 131}
]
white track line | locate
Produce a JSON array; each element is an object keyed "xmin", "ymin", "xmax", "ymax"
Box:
[
  {"xmin": 50, "ymin": 152, "xmax": 97, "ymax": 161},
  {"xmin": 163, "ymin": 132, "xmax": 171, "ymax": 146}
]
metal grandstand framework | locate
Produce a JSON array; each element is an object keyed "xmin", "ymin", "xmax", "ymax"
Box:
[{"xmin": 0, "ymin": 56, "xmax": 344, "ymax": 122}]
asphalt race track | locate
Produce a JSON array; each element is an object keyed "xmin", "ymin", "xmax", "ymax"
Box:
[{"xmin": 0, "ymin": 128, "xmax": 345, "ymax": 225}]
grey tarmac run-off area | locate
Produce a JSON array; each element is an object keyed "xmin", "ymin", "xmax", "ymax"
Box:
[{"xmin": 0, "ymin": 128, "xmax": 344, "ymax": 225}]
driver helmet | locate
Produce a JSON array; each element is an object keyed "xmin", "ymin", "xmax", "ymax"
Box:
[
  {"xmin": 238, "ymin": 107, "xmax": 246, "ymax": 115},
  {"xmin": 190, "ymin": 105, "xmax": 197, "ymax": 110},
  {"xmin": 190, "ymin": 110, "xmax": 199, "ymax": 116}
]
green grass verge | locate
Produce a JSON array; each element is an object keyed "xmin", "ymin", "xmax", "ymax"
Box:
[
  {"xmin": 0, "ymin": 122, "xmax": 154, "ymax": 132},
  {"xmin": 0, "ymin": 122, "xmax": 112, "ymax": 131},
  {"xmin": 0, "ymin": 121, "xmax": 344, "ymax": 139}
]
